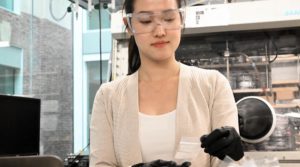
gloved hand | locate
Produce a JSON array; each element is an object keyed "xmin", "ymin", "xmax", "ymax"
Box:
[
  {"xmin": 200, "ymin": 126, "xmax": 244, "ymax": 161},
  {"xmin": 132, "ymin": 159, "xmax": 191, "ymax": 167}
]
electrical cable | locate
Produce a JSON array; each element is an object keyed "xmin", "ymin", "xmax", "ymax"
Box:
[
  {"xmin": 264, "ymin": 32, "xmax": 278, "ymax": 63},
  {"xmin": 268, "ymin": 38, "xmax": 278, "ymax": 63},
  {"xmin": 49, "ymin": 0, "xmax": 72, "ymax": 21},
  {"xmin": 93, "ymin": 3, "xmax": 105, "ymax": 84},
  {"xmin": 297, "ymin": 53, "xmax": 300, "ymax": 85},
  {"xmin": 67, "ymin": 4, "xmax": 106, "ymax": 167},
  {"xmin": 99, "ymin": 3, "xmax": 103, "ymax": 85},
  {"xmin": 102, "ymin": 3, "xmax": 113, "ymax": 82}
]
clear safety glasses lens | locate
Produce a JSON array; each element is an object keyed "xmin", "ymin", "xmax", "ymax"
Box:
[{"xmin": 125, "ymin": 9, "xmax": 184, "ymax": 34}]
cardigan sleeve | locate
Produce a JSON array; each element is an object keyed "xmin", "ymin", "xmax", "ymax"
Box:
[
  {"xmin": 210, "ymin": 71, "xmax": 239, "ymax": 167},
  {"xmin": 210, "ymin": 71, "xmax": 239, "ymax": 130},
  {"xmin": 90, "ymin": 85, "xmax": 118, "ymax": 167}
]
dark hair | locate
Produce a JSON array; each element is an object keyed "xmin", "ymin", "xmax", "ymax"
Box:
[{"xmin": 123, "ymin": 0, "xmax": 185, "ymax": 75}]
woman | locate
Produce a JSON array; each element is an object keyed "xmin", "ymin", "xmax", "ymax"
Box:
[{"xmin": 90, "ymin": 0, "xmax": 243, "ymax": 166}]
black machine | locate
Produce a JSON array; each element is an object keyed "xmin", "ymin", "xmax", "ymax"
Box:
[
  {"xmin": 0, "ymin": 94, "xmax": 41, "ymax": 156},
  {"xmin": 64, "ymin": 154, "xmax": 89, "ymax": 167}
]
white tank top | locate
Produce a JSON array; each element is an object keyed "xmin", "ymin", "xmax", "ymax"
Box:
[{"xmin": 138, "ymin": 110, "xmax": 176, "ymax": 162}]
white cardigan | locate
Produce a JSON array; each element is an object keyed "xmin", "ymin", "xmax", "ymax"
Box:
[{"xmin": 90, "ymin": 63, "xmax": 239, "ymax": 167}]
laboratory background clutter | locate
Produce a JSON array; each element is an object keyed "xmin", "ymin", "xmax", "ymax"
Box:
[{"xmin": 0, "ymin": 0, "xmax": 300, "ymax": 166}]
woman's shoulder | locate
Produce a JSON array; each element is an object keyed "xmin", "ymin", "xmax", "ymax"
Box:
[
  {"xmin": 99, "ymin": 75, "xmax": 132, "ymax": 94},
  {"xmin": 180, "ymin": 63, "xmax": 231, "ymax": 94},
  {"xmin": 181, "ymin": 63, "xmax": 223, "ymax": 80},
  {"xmin": 180, "ymin": 63, "xmax": 230, "ymax": 91}
]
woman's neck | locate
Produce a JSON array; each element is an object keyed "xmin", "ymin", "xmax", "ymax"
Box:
[{"xmin": 138, "ymin": 60, "xmax": 180, "ymax": 82}]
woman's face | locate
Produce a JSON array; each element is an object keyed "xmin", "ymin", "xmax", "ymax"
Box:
[{"xmin": 130, "ymin": 0, "xmax": 182, "ymax": 64}]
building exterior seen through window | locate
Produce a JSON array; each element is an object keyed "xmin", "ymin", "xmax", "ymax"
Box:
[
  {"xmin": 0, "ymin": 0, "xmax": 112, "ymax": 159},
  {"xmin": 0, "ymin": 0, "xmax": 73, "ymax": 159}
]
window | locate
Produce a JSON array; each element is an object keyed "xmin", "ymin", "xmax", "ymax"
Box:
[
  {"xmin": 0, "ymin": 46, "xmax": 22, "ymax": 95},
  {"xmin": 86, "ymin": 60, "xmax": 109, "ymax": 147},
  {"xmin": 87, "ymin": 8, "xmax": 110, "ymax": 30},
  {"xmin": 0, "ymin": 65, "xmax": 15, "ymax": 94},
  {"xmin": 74, "ymin": 7, "xmax": 112, "ymax": 153},
  {"xmin": 0, "ymin": 0, "xmax": 14, "ymax": 11}
]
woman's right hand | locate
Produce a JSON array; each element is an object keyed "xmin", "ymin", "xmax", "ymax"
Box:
[{"xmin": 132, "ymin": 159, "xmax": 191, "ymax": 167}]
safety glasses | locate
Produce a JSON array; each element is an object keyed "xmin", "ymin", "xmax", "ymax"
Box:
[{"xmin": 124, "ymin": 8, "xmax": 185, "ymax": 34}]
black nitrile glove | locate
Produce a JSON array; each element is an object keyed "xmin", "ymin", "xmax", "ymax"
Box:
[
  {"xmin": 200, "ymin": 126, "xmax": 244, "ymax": 161},
  {"xmin": 132, "ymin": 159, "xmax": 191, "ymax": 167}
]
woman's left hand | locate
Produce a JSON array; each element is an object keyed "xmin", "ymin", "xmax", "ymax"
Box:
[{"xmin": 200, "ymin": 126, "xmax": 244, "ymax": 161}]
